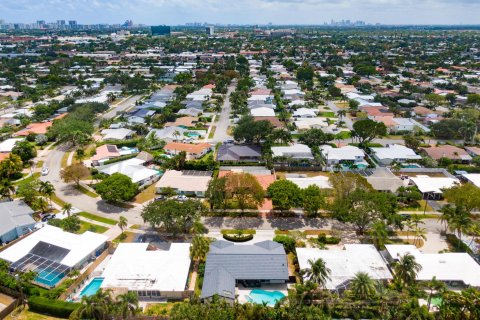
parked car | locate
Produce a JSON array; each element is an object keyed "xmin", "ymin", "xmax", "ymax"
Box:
[
  {"xmin": 154, "ymin": 195, "xmax": 166, "ymax": 201},
  {"xmin": 41, "ymin": 214, "xmax": 54, "ymax": 222},
  {"xmin": 176, "ymin": 195, "xmax": 188, "ymax": 201},
  {"xmin": 41, "ymin": 167, "xmax": 49, "ymax": 176}
]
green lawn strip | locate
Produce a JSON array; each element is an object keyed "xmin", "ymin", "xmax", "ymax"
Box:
[
  {"xmin": 75, "ymin": 185, "xmax": 98, "ymax": 198},
  {"xmin": 50, "ymin": 193, "xmax": 67, "ymax": 207},
  {"xmin": 208, "ymin": 126, "xmax": 216, "ymax": 139},
  {"xmin": 14, "ymin": 172, "xmax": 41, "ymax": 187},
  {"xmin": 77, "ymin": 221, "xmax": 109, "ymax": 234},
  {"xmin": 78, "ymin": 212, "xmax": 118, "ymax": 225}
]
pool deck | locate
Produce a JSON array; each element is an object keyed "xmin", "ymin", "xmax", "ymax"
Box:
[{"xmin": 237, "ymin": 283, "xmax": 288, "ymax": 304}]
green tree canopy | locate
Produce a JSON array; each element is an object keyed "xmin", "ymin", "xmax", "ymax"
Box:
[{"xmin": 96, "ymin": 173, "xmax": 138, "ymax": 202}]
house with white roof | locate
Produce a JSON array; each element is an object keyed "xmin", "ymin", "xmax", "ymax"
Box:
[
  {"xmin": 271, "ymin": 144, "xmax": 314, "ymax": 161},
  {"xmin": 250, "ymin": 107, "xmax": 275, "ymax": 117},
  {"xmin": 156, "ymin": 170, "xmax": 212, "ymax": 197},
  {"xmin": 461, "ymin": 173, "xmax": 480, "ymax": 188},
  {"xmin": 0, "ymin": 138, "xmax": 24, "ymax": 153},
  {"xmin": 0, "ymin": 225, "xmax": 108, "ymax": 288},
  {"xmin": 100, "ymin": 243, "xmax": 191, "ymax": 300},
  {"xmin": 286, "ymin": 175, "xmax": 331, "ymax": 189},
  {"xmin": 320, "ymin": 145, "xmax": 367, "ymax": 169},
  {"xmin": 294, "ymin": 117, "xmax": 329, "ymax": 130},
  {"xmin": 409, "ymin": 176, "xmax": 459, "ymax": 200},
  {"xmin": 98, "ymin": 157, "xmax": 160, "ymax": 186},
  {"xmin": 297, "ymin": 245, "xmax": 393, "ymax": 291},
  {"xmin": 292, "ymin": 108, "xmax": 317, "ymax": 119},
  {"xmin": 101, "ymin": 128, "xmax": 134, "ymax": 141},
  {"xmin": 385, "ymin": 245, "xmax": 480, "ymax": 288},
  {"xmin": 370, "ymin": 144, "xmax": 422, "ymax": 165}
]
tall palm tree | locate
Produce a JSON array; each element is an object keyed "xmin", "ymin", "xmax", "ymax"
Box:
[
  {"xmin": 0, "ymin": 179, "xmax": 15, "ymax": 200},
  {"xmin": 350, "ymin": 272, "xmax": 377, "ymax": 299},
  {"xmin": 72, "ymin": 289, "xmax": 112, "ymax": 320},
  {"xmin": 438, "ymin": 204, "xmax": 456, "ymax": 234},
  {"xmin": 62, "ymin": 203, "xmax": 73, "ymax": 217},
  {"xmin": 368, "ymin": 221, "xmax": 389, "ymax": 249},
  {"xmin": 393, "ymin": 253, "xmax": 422, "ymax": 287},
  {"xmin": 302, "ymin": 258, "xmax": 331, "ymax": 289},
  {"xmin": 190, "ymin": 235, "xmax": 211, "ymax": 263},
  {"xmin": 423, "ymin": 277, "xmax": 445, "ymax": 311},
  {"xmin": 38, "ymin": 181, "xmax": 55, "ymax": 207},
  {"xmin": 115, "ymin": 291, "xmax": 140, "ymax": 318},
  {"xmin": 448, "ymin": 206, "xmax": 472, "ymax": 244},
  {"xmin": 117, "ymin": 216, "xmax": 128, "ymax": 233}
]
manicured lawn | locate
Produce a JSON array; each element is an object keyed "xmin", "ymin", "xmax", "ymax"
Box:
[
  {"xmin": 134, "ymin": 183, "xmax": 157, "ymax": 204},
  {"xmin": 77, "ymin": 221, "xmax": 109, "ymax": 234},
  {"xmin": 36, "ymin": 160, "xmax": 44, "ymax": 168},
  {"xmin": 6, "ymin": 307, "xmax": 62, "ymax": 320},
  {"xmin": 402, "ymin": 200, "xmax": 434, "ymax": 212},
  {"xmin": 319, "ymin": 111, "xmax": 336, "ymax": 117},
  {"xmin": 50, "ymin": 193, "xmax": 67, "ymax": 207},
  {"xmin": 14, "ymin": 172, "xmax": 41, "ymax": 187},
  {"xmin": 60, "ymin": 151, "xmax": 71, "ymax": 168},
  {"xmin": 112, "ymin": 231, "xmax": 137, "ymax": 243},
  {"xmin": 144, "ymin": 302, "xmax": 179, "ymax": 316},
  {"xmin": 78, "ymin": 212, "xmax": 118, "ymax": 225},
  {"xmin": 208, "ymin": 126, "xmax": 216, "ymax": 139},
  {"xmin": 75, "ymin": 185, "xmax": 98, "ymax": 198}
]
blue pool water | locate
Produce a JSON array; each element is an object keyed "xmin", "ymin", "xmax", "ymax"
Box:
[
  {"xmin": 247, "ymin": 289, "xmax": 286, "ymax": 306},
  {"xmin": 35, "ymin": 269, "xmax": 65, "ymax": 287},
  {"xmin": 79, "ymin": 278, "xmax": 104, "ymax": 298}
]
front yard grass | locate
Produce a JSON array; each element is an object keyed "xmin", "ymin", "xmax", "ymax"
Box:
[
  {"xmin": 78, "ymin": 212, "xmax": 118, "ymax": 225},
  {"xmin": 77, "ymin": 221, "xmax": 109, "ymax": 234},
  {"xmin": 134, "ymin": 183, "xmax": 157, "ymax": 204},
  {"xmin": 75, "ymin": 185, "xmax": 98, "ymax": 198}
]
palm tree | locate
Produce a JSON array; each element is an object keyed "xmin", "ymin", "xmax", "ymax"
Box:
[
  {"xmin": 350, "ymin": 272, "xmax": 377, "ymax": 299},
  {"xmin": 438, "ymin": 204, "xmax": 456, "ymax": 234},
  {"xmin": 117, "ymin": 216, "xmax": 128, "ymax": 233},
  {"xmin": 302, "ymin": 258, "xmax": 331, "ymax": 289},
  {"xmin": 62, "ymin": 203, "xmax": 73, "ymax": 217},
  {"xmin": 368, "ymin": 221, "xmax": 389, "ymax": 249},
  {"xmin": 115, "ymin": 292, "xmax": 140, "ymax": 318},
  {"xmin": 0, "ymin": 179, "xmax": 15, "ymax": 200},
  {"xmin": 393, "ymin": 253, "xmax": 422, "ymax": 287},
  {"xmin": 423, "ymin": 277, "xmax": 445, "ymax": 311},
  {"xmin": 38, "ymin": 181, "xmax": 55, "ymax": 207},
  {"xmin": 337, "ymin": 109, "xmax": 347, "ymax": 120},
  {"xmin": 448, "ymin": 206, "xmax": 472, "ymax": 245},
  {"xmin": 190, "ymin": 236, "xmax": 211, "ymax": 263},
  {"xmin": 71, "ymin": 290, "xmax": 111, "ymax": 320}
]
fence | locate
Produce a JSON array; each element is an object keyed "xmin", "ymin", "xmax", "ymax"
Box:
[
  {"xmin": 59, "ymin": 242, "xmax": 115, "ymax": 301},
  {"xmin": 0, "ymin": 286, "xmax": 21, "ymax": 320}
]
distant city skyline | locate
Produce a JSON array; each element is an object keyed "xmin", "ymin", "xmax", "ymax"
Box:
[{"xmin": 0, "ymin": 0, "xmax": 479, "ymax": 26}]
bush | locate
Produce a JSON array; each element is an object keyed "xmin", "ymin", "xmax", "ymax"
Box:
[
  {"xmin": 446, "ymin": 234, "xmax": 472, "ymax": 253},
  {"xmin": 102, "ymin": 153, "xmax": 138, "ymax": 165},
  {"xmin": 223, "ymin": 233, "xmax": 254, "ymax": 242},
  {"xmin": 317, "ymin": 233, "xmax": 341, "ymax": 245},
  {"xmin": 28, "ymin": 296, "xmax": 80, "ymax": 318},
  {"xmin": 273, "ymin": 235, "xmax": 296, "ymax": 253}
]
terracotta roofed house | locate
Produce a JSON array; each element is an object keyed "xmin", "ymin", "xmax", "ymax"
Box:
[
  {"xmin": 421, "ymin": 145, "xmax": 472, "ymax": 163},
  {"xmin": 164, "ymin": 142, "xmax": 212, "ymax": 160}
]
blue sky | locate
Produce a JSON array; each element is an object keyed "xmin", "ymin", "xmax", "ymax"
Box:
[{"xmin": 0, "ymin": 0, "xmax": 479, "ymax": 25}]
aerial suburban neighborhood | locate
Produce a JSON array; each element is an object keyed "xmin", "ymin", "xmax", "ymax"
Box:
[{"xmin": 0, "ymin": 3, "xmax": 480, "ymax": 319}]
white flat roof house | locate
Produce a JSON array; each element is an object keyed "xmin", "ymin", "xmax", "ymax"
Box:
[
  {"xmin": 0, "ymin": 138, "xmax": 24, "ymax": 153},
  {"xmin": 98, "ymin": 158, "xmax": 160, "ymax": 186},
  {"xmin": 101, "ymin": 128, "xmax": 134, "ymax": 141},
  {"xmin": 409, "ymin": 176, "xmax": 459, "ymax": 199},
  {"xmin": 461, "ymin": 173, "xmax": 480, "ymax": 188},
  {"xmin": 385, "ymin": 245, "xmax": 480, "ymax": 288},
  {"xmin": 271, "ymin": 144, "xmax": 314, "ymax": 160},
  {"xmin": 250, "ymin": 107, "xmax": 275, "ymax": 117},
  {"xmin": 292, "ymin": 108, "xmax": 317, "ymax": 118},
  {"xmin": 156, "ymin": 170, "xmax": 212, "ymax": 197},
  {"xmin": 370, "ymin": 144, "xmax": 422, "ymax": 165},
  {"xmin": 297, "ymin": 245, "xmax": 393, "ymax": 291},
  {"xmin": 286, "ymin": 175, "xmax": 331, "ymax": 189},
  {"xmin": 101, "ymin": 243, "xmax": 191, "ymax": 300},
  {"xmin": 320, "ymin": 145, "xmax": 367, "ymax": 168},
  {"xmin": 0, "ymin": 225, "xmax": 108, "ymax": 287}
]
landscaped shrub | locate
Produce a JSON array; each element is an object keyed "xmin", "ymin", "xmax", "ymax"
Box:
[
  {"xmin": 446, "ymin": 234, "xmax": 472, "ymax": 253},
  {"xmin": 318, "ymin": 233, "xmax": 341, "ymax": 245},
  {"xmin": 273, "ymin": 235, "xmax": 296, "ymax": 253},
  {"xmin": 221, "ymin": 229, "xmax": 256, "ymax": 235},
  {"xmin": 223, "ymin": 233, "xmax": 254, "ymax": 242},
  {"xmin": 28, "ymin": 296, "xmax": 80, "ymax": 318},
  {"xmin": 103, "ymin": 153, "xmax": 138, "ymax": 165}
]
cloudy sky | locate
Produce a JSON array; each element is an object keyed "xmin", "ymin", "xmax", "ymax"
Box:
[{"xmin": 1, "ymin": 0, "xmax": 479, "ymax": 25}]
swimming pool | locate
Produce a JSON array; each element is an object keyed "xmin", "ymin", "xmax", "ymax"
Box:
[
  {"xmin": 79, "ymin": 277, "xmax": 104, "ymax": 298},
  {"xmin": 247, "ymin": 289, "xmax": 286, "ymax": 306},
  {"xmin": 35, "ymin": 269, "xmax": 65, "ymax": 287}
]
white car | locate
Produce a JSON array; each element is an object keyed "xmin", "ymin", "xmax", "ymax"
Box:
[{"xmin": 41, "ymin": 167, "xmax": 49, "ymax": 176}]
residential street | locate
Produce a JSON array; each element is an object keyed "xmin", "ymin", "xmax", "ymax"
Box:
[
  {"xmin": 101, "ymin": 95, "xmax": 143, "ymax": 120},
  {"xmin": 209, "ymin": 84, "xmax": 235, "ymax": 143}
]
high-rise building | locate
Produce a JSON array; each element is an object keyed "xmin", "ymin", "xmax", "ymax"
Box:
[
  {"xmin": 69, "ymin": 20, "xmax": 77, "ymax": 28},
  {"xmin": 206, "ymin": 26, "xmax": 214, "ymax": 36},
  {"xmin": 151, "ymin": 25, "xmax": 171, "ymax": 36}
]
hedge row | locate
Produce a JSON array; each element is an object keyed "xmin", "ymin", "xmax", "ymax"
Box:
[
  {"xmin": 446, "ymin": 234, "xmax": 472, "ymax": 254},
  {"xmin": 103, "ymin": 153, "xmax": 138, "ymax": 165},
  {"xmin": 220, "ymin": 229, "xmax": 256, "ymax": 235},
  {"xmin": 28, "ymin": 296, "xmax": 80, "ymax": 318},
  {"xmin": 318, "ymin": 234, "xmax": 341, "ymax": 245},
  {"xmin": 223, "ymin": 233, "xmax": 254, "ymax": 242}
]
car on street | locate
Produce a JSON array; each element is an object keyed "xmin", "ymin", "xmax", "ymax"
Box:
[{"xmin": 41, "ymin": 167, "xmax": 49, "ymax": 176}]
